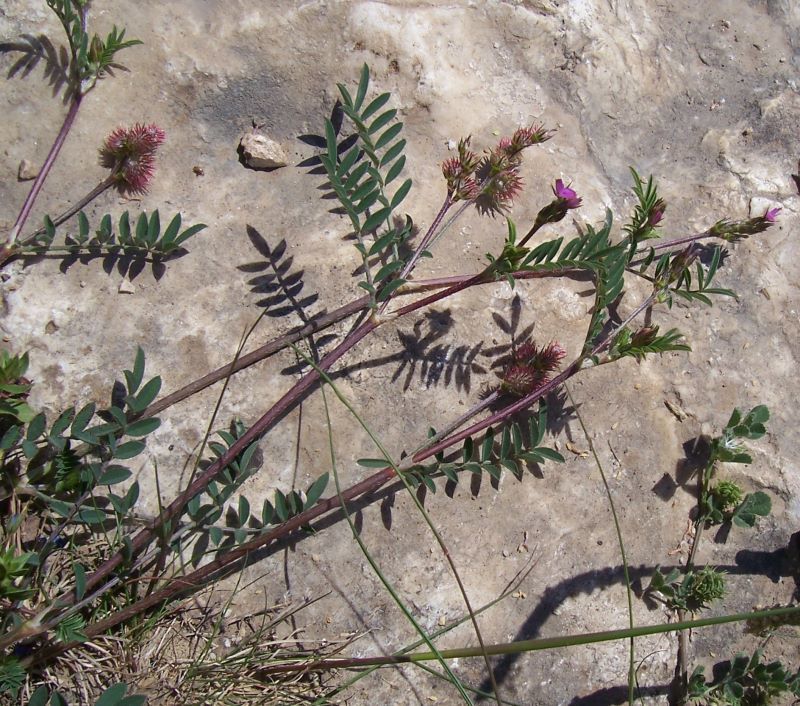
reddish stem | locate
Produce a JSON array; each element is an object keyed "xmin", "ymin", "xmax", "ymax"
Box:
[{"xmin": 5, "ymin": 95, "xmax": 83, "ymax": 255}]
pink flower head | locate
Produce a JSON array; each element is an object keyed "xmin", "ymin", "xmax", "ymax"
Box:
[
  {"xmin": 100, "ymin": 123, "xmax": 166, "ymax": 195},
  {"xmin": 442, "ymin": 137, "xmax": 481, "ymax": 201},
  {"xmin": 503, "ymin": 339, "xmax": 566, "ymax": 396},
  {"xmin": 501, "ymin": 363, "xmax": 546, "ymax": 398},
  {"xmin": 553, "ymin": 179, "xmax": 582, "ymax": 209},
  {"xmin": 511, "ymin": 123, "xmax": 552, "ymax": 149},
  {"xmin": 764, "ymin": 207, "xmax": 781, "ymax": 223}
]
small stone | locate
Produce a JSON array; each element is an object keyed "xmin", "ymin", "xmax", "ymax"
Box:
[
  {"xmin": 438, "ymin": 615, "xmax": 446, "ymax": 626},
  {"xmin": 44, "ymin": 321, "xmax": 58, "ymax": 334},
  {"xmin": 502, "ymin": 549, "xmax": 510, "ymax": 557},
  {"xmin": 18, "ymin": 159, "xmax": 38, "ymax": 181},
  {"xmin": 118, "ymin": 277, "xmax": 135, "ymax": 294},
  {"xmin": 239, "ymin": 131, "xmax": 287, "ymax": 170}
]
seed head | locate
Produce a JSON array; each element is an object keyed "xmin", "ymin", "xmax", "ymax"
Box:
[{"xmin": 100, "ymin": 123, "xmax": 166, "ymax": 195}]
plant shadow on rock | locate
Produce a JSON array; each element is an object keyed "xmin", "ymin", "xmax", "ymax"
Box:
[
  {"xmin": 237, "ymin": 225, "xmax": 337, "ymax": 375},
  {"xmin": 472, "ymin": 550, "xmax": 800, "ymax": 705},
  {"xmin": 1, "ymin": 33, "xmax": 72, "ymax": 101}
]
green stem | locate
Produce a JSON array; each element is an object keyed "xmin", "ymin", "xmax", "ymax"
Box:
[
  {"xmin": 319, "ymin": 386, "xmax": 475, "ymax": 705},
  {"xmin": 256, "ymin": 605, "xmax": 800, "ymax": 675},
  {"xmin": 306, "ymin": 347, "xmax": 500, "ymax": 705},
  {"xmin": 567, "ymin": 383, "xmax": 637, "ymax": 705}
]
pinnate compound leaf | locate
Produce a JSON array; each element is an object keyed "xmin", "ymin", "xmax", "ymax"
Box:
[
  {"xmin": 275, "ymin": 491, "xmax": 288, "ymax": 522},
  {"xmin": 361, "ymin": 207, "xmax": 391, "ymax": 234},
  {"xmin": 97, "ymin": 464, "xmax": 131, "ymax": 486},
  {"xmin": 171, "ymin": 222, "xmax": 206, "ymax": 249},
  {"xmin": 146, "ymin": 209, "xmax": 160, "ymax": 246},
  {"xmin": 354, "ymin": 63, "xmax": 370, "ymax": 111},
  {"xmin": 160, "ymin": 212, "xmax": 181, "ymax": 248},
  {"xmin": 325, "ymin": 118, "xmax": 338, "ymax": 165},
  {"xmin": 533, "ymin": 447, "xmax": 565, "ymax": 463},
  {"xmin": 369, "ymin": 109, "xmax": 397, "ymax": 135},
  {"xmin": 73, "ymin": 563, "xmax": 87, "ymax": 601},
  {"xmin": 238, "ymin": 495, "xmax": 250, "ymax": 524},
  {"xmin": 25, "ymin": 686, "xmax": 49, "ymax": 706},
  {"xmin": 70, "ymin": 402, "xmax": 95, "ymax": 436},
  {"xmin": 391, "ymin": 178, "xmax": 412, "ymax": 209},
  {"xmin": 380, "ymin": 138, "xmax": 406, "ymax": 167},
  {"xmin": 125, "ymin": 346, "xmax": 145, "ymax": 394},
  {"xmin": 134, "ymin": 212, "xmax": 148, "ymax": 244},
  {"xmin": 384, "ymin": 155, "xmax": 406, "ymax": 185},
  {"xmin": 375, "ymin": 278, "xmax": 406, "ymax": 302},
  {"xmin": 361, "ymin": 91, "xmax": 391, "ymax": 121},
  {"xmin": 0, "ymin": 425, "xmax": 22, "ymax": 450},
  {"xmin": 374, "ymin": 260, "xmax": 404, "ymax": 283}
]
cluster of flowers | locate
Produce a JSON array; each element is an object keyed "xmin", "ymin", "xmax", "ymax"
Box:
[
  {"xmin": 442, "ymin": 125, "xmax": 552, "ymax": 214},
  {"xmin": 441, "ymin": 124, "xmax": 587, "ymax": 234},
  {"xmin": 99, "ymin": 123, "xmax": 166, "ymax": 195},
  {"xmin": 501, "ymin": 339, "xmax": 567, "ymax": 397}
]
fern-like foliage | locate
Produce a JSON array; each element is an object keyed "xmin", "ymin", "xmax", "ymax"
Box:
[
  {"xmin": 54, "ymin": 613, "xmax": 87, "ymax": 644},
  {"xmin": 609, "ymin": 326, "xmax": 690, "ymax": 362},
  {"xmin": 45, "ymin": 0, "xmax": 141, "ymax": 94},
  {"xmin": 622, "ymin": 169, "xmax": 663, "ymax": 250},
  {"xmin": 652, "ymin": 244, "xmax": 735, "ymax": 307},
  {"xmin": 318, "ymin": 64, "xmax": 413, "ymax": 306},
  {"xmin": 360, "ymin": 402, "xmax": 564, "ymax": 492},
  {"xmin": 185, "ymin": 421, "xmax": 330, "ymax": 564},
  {"xmin": 687, "ymin": 650, "xmax": 800, "ymax": 704},
  {"xmin": 495, "ymin": 211, "xmax": 626, "ymax": 358},
  {"xmin": 22, "ymin": 210, "xmax": 205, "ymax": 277}
]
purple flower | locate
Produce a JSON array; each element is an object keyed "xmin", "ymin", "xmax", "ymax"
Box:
[
  {"xmin": 764, "ymin": 207, "xmax": 781, "ymax": 223},
  {"xmin": 553, "ymin": 179, "xmax": 582, "ymax": 209},
  {"xmin": 647, "ymin": 198, "xmax": 667, "ymax": 227}
]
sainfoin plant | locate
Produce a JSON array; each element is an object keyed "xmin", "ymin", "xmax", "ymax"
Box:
[{"xmin": 1, "ymin": 3, "xmax": 799, "ymax": 703}]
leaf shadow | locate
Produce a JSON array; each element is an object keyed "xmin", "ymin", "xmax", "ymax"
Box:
[
  {"xmin": 0, "ymin": 33, "xmax": 73, "ymax": 101},
  {"xmin": 22, "ymin": 248, "xmax": 184, "ymax": 281},
  {"xmin": 238, "ymin": 226, "xmax": 337, "ymax": 373}
]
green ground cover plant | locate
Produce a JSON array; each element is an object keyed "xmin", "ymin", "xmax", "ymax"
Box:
[{"xmin": 0, "ymin": 3, "xmax": 797, "ymax": 704}]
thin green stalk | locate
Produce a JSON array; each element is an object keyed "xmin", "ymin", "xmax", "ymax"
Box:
[
  {"xmin": 567, "ymin": 383, "xmax": 637, "ymax": 705},
  {"xmin": 319, "ymin": 385, "xmax": 475, "ymax": 705},
  {"xmin": 320, "ymin": 553, "xmax": 540, "ymax": 703},
  {"xmin": 257, "ymin": 604, "xmax": 800, "ymax": 674},
  {"xmin": 304, "ymin": 345, "xmax": 500, "ymax": 704}
]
